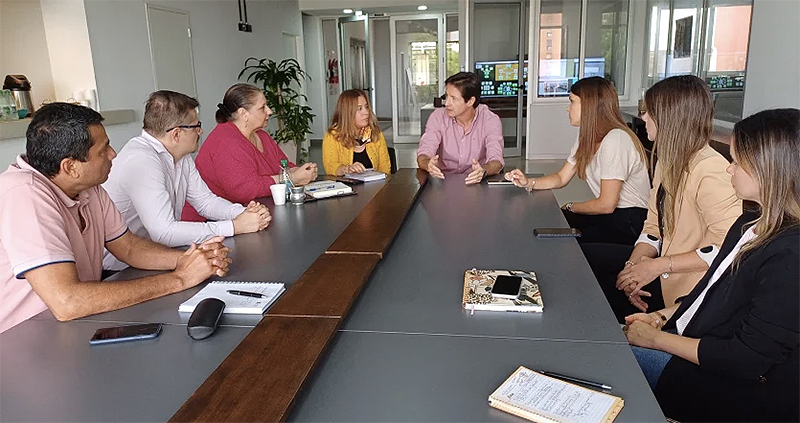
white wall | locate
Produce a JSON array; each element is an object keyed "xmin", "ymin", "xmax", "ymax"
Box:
[
  {"xmin": 0, "ymin": 0, "xmax": 56, "ymax": 107},
  {"xmin": 40, "ymin": 0, "xmax": 96, "ymax": 103},
  {"xmin": 742, "ymin": 0, "xmax": 800, "ymax": 116},
  {"xmin": 302, "ymin": 13, "xmax": 327, "ymax": 138},
  {"xmin": 83, "ymin": 0, "xmax": 303, "ymax": 152}
]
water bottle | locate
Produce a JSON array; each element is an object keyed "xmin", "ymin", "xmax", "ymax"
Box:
[{"xmin": 279, "ymin": 159, "xmax": 293, "ymax": 201}]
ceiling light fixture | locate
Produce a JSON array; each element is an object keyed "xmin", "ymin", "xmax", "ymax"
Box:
[
  {"xmin": 355, "ymin": 10, "xmax": 363, "ymax": 16},
  {"xmin": 418, "ymin": 5, "xmax": 428, "ymax": 10},
  {"xmin": 343, "ymin": 8, "xmax": 353, "ymax": 13}
]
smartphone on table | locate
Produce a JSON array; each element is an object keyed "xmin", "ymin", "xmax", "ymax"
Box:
[
  {"xmin": 490, "ymin": 275, "xmax": 523, "ymax": 299},
  {"xmin": 89, "ymin": 323, "xmax": 163, "ymax": 345},
  {"xmin": 533, "ymin": 228, "xmax": 582, "ymax": 238}
]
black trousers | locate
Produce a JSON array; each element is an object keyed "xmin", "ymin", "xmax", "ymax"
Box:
[
  {"xmin": 562, "ymin": 207, "xmax": 647, "ymax": 245},
  {"xmin": 581, "ymin": 242, "xmax": 665, "ymax": 323}
]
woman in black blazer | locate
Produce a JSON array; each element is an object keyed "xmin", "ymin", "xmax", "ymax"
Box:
[{"xmin": 622, "ymin": 108, "xmax": 800, "ymax": 422}]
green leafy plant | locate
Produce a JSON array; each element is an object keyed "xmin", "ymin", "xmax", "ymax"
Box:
[{"xmin": 239, "ymin": 57, "xmax": 315, "ymax": 162}]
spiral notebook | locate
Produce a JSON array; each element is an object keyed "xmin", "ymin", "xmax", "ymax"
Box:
[
  {"xmin": 178, "ymin": 281, "xmax": 285, "ymax": 315},
  {"xmin": 489, "ymin": 366, "xmax": 624, "ymax": 423}
]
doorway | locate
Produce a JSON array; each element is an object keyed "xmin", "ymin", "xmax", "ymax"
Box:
[
  {"xmin": 390, "ymin": 14, "xmax": 446, "ymax": 144},
  {"xmin": 338, "ymin": 15, "xmax": 374, "ymax": 106}
]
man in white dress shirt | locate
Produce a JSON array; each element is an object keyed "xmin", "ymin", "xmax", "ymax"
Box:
[{"xmin": 103, "ymin": 90, "xmax": 271, "ymax": 270}]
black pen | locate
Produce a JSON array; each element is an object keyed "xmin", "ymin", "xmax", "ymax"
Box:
[
  {"xmin": 538, "ymin": 370, "xmax": 612, "ymax": 390},
  {"xmin": 227, "ymin": 290, "xmax": 265, "ymax": 298}
]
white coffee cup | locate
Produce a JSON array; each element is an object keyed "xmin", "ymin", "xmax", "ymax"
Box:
[{"xmin": 270, "ymin": 184, "xmax": 287, "ymax": 205}]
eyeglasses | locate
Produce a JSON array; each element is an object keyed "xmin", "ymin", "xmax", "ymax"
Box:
[{"xmin": 167, "ymin": 122, "xmax": 202, "ymax": 132}]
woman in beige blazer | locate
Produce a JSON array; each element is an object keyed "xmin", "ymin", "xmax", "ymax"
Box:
[{"xmin": 583, "ymin": 75, "xmax": 741, "ymax": 322}]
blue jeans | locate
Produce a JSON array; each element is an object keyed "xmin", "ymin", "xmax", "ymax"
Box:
[{"xmin": 631, "ymin": 346, "xmax": 672, "ymax": 389}]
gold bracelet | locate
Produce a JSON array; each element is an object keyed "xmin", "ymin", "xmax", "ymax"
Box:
[{"xmin": 668, "ymin": 255, "xmax": 674, "ymax": 273}]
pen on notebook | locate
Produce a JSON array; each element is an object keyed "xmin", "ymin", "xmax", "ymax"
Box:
[
  {"xmin": 226, "ymin": 290, "xmax": 265, "ymax": 298},
  {"xmin": 307, "ymin": 184, "xmax": 335, "ymax": 192},
  {"xmin": 538, "ymin": 370, "xmax": 612, "ymax": 390}
]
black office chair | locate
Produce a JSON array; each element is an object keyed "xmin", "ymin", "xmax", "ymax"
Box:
[{"xmin": 388, "ymin": 147, "xmax": 398, "ymax": 174}]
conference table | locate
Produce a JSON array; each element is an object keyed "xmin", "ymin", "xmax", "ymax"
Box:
[{"xmin": 0, "ymin": 169, "xmax": 665, "ymax": 422}]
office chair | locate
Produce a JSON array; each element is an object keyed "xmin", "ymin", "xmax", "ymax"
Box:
[{"xmin": 388, "ymin": 147, "xmax": 398, "ymax": 173}]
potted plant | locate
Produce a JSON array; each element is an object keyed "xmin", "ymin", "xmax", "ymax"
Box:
[{"xmin": 239, "ymin": 57, "xmax": 315, "ymax": 162}]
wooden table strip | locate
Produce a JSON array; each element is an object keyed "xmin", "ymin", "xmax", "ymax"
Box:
[
  {"xmin": 326, "ymin": 169, "xmax": 427, "ymax": 256},
  {"xmin": 267, "ymin": 253, "xmax": 380, "ymax": 318},
  {"xmin": 170, "ymin": 316, "xmax": 339, "ymax": 423}
]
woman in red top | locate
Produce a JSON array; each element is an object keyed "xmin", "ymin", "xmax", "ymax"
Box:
[{"xmin": 183, "ymin": 84, "xmax": 318, "ymax": 221}]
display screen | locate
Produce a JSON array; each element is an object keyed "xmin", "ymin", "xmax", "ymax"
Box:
[{"xmin": 475, "ymin": 60, "xmax": 528, "ymax": 97}]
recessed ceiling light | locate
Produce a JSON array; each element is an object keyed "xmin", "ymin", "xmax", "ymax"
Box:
[
  {"xmin": 343, "ymin": 8, "xmax": 353, "ymax": 13},
  {"xmin": 418, "ymin": 5, "xmax": 428, "ymax": 10},
  {"xmin": 355, "ymin": 10, "xmax": 363, "ymax": 16}
]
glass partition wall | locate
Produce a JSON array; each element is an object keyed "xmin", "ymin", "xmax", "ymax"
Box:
[
  {"xmin": 642, "ymin": 0, "xmax": 753, "ymax": 122},
  {"xmin": 472, "ymin": 1, "xmax": 528, "ymax": 156},
  {"xmin": 535, "ymin": 0, "xmax": 630, "ymax": 98}
]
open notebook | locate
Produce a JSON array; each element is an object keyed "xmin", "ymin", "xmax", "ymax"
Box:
[
  {"xmin": 178, "ymin": 281, "xmax": 285, "ymax": 315},
  {"xmin": 489, "ymin": 366, "xmax": 624, "ymax": 423}
]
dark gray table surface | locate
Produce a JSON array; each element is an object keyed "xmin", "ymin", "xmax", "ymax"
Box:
[
  {"xmin": 0, "ymin": 319, "xmax": 250, "ymax": 422},
  {"xmin": 341, "ymin": 175, "xmax": 628, "ymax": 343},
  {"xmin": 288, "ymin": 331, "xmax": 665, "ymax": 422},
  {"xmin": 6, "ymin": 173, "xmax": 664, "ymax": 422},
  {"xmin": 31, "ymin": 180, "xmax": 387, "ymax": 327}
]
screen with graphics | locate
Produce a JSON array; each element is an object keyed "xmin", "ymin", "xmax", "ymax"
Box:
[{"xmin": 475, "ymin": 60, "xmax": 528, "ymax": 98}]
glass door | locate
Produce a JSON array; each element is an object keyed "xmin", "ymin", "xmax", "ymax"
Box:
[
  {"xmin": 339, "ymin": 15, "xmax": 374, "ymax": 106},
  {"xmin": 390, "ymin": 15, "xmax": 445, "ymax": 144}
]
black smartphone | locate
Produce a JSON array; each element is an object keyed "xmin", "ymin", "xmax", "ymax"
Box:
[
  {"xmin": 89, "ymin": 323, "xmax": 163, "ymax": 345},
  {"xmin": 491, "ymin": 275, "xmax": 523, "ymax": 299},
  {"xmin": 533, "ymin": 228, "xmax": 582, "ymax": 238}
]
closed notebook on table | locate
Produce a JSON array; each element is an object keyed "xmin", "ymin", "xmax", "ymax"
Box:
[
  {"xmin": 462, "ymin": 269, "xmax": 543, "ymax": 312},
  {"xmin": 344, "ymin": 169, "xmax": 386, "ymax": 182},
  {"xmin": 304, "ymin": 181, "xmax": 354, "ymax": 199},
  {"xmin": 489, "ymin": 366, "xmax": 624, "ymax": 423},
  {"xmin": 178, "ymin": 281, "xmax": 285, "ymax": 314}
]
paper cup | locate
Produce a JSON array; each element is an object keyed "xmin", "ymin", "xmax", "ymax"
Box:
[{"xmin": 270, "ymin": 184, "xmax": 287, "ymax": 205}]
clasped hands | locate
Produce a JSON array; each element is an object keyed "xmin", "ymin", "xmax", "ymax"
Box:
[
  {"xmin": 622, "ymin": 312, "xmax": 664, "ymax": 348},
  {"xmin": 290, "ymin": 162, "xmax": 318, "ymax": 185},
  {"xmin": 616, "ymin": 256, "xmax": 663, "ymax": 312},
  {"xmin": 427, "ymin": 155, "xmax": 486, "ymax": 185},
  {"xmin": 176, "ymin": 236, "xmax": 232, "ymax": 282}
]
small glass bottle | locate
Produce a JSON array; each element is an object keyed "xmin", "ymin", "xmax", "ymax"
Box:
[{"xmin": 279, "ymin": 159, "xmax": 293, "ymax": 201}]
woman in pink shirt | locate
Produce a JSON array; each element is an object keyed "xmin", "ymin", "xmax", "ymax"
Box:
[{"xmin": 183, "ymin": 84, "xmax": 318, "ymax": 221}]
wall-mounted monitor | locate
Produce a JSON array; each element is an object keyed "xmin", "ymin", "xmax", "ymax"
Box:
[{"xmin": 475, "ymin": 60, "xmax": 529, "ymax": 98}]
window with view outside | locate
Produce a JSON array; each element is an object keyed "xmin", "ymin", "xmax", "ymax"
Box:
[{"xmin": 537, "ymin": 0, "xmax": 581, "ymax": 97}]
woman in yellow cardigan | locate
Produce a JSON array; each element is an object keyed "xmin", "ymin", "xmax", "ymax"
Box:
[{"xmin": 322, "ymin": 89, "xmax": 391, "ymax": 176}]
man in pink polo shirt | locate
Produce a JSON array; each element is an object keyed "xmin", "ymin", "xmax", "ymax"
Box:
[
  {"xmin": 417, "ymin": 72, "xmax": 505, "ymax": 185},
  {"xmin": 0, "ymin": 103, "xmax": 231, "ymax": 333}
]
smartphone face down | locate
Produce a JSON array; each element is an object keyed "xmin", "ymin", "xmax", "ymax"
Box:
[
  {"xmin": 89, "ymin": 323, "xmax": 163, "ymax": 345},
  {"xmin": 490, "ymin": 275, "xmax": 523, "ymax": 299}
]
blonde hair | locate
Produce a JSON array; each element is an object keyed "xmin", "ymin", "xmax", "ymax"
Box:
[
  {"xmin": 644, "ymin": 75, "xmax": 714, "ymax": 237},
  {"xmin": 327, "ymin": 89, "xmax": 380, "ymax": 149},
  {"xmin": 732, "ymin": 108, "xmax": 800, "ymax": 263},
  {"xmin": 570, "ymin": 77, "xmax": 646, "ymax": 180}
]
